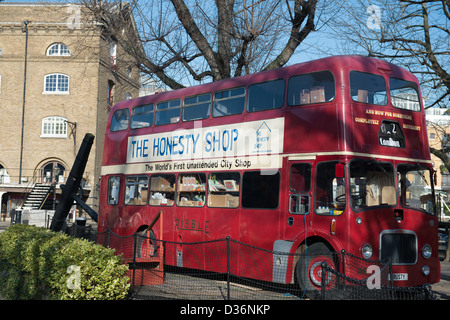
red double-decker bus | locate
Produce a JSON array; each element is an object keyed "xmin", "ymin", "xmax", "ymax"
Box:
[{"xmin": 98, "ymin": 55, "xmax": 440, "ymax": 291}]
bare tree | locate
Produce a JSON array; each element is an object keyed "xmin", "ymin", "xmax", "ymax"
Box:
[
  {"xmin": 81, "ymin": 0, "xmax": 327, "ymax": 89},
  {"xmin": 329, "ymin": 0, "xmax": 450, "ymax": 109},
  {"xmin": 427, "ymin": 118, "xmax": 450, "ymax": 167}
]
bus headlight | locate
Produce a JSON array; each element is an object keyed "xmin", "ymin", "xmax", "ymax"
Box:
[
  {"xmin": 362, "ymin": 244, "xmax": 373, "ymax": 259},
  {"xmin": 422, "ymin": 265, "xmax": 430, "ymax": 276},
  {"xmin": 422, "ymin": 244, "xmax": 432, "ymax": 259}
]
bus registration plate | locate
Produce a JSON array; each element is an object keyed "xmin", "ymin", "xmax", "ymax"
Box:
[{"xmin": 389, "ymin": 273, "xmax": 408, "ymax": 281}]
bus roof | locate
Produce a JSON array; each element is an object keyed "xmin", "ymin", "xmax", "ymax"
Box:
[{"xmin": 112, "ymin": 55, "xmax": 418, "ymax": 112}]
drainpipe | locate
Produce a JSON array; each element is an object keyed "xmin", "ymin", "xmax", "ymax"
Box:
[{"xmin": 19, "ymin": 20, "xmax": 30, "ymax": 184}]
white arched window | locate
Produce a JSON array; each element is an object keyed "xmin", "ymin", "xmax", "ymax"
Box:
[
  {"xmin": 46, "ymin": 43, "xmax": 70, "ymax": 56},
  {"xmin": 41, "ymin": 116, "xmax": 67, "ymax": 138},
  {"xmin": 44, "ymin": 73, "xmax": 69, "ymax": 94}
]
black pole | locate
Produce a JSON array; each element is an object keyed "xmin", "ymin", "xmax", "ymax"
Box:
[
  {"xmin": 50, "ymin": 133, "xmax": 95, "ymax": 232},
  {"xmin": 226, "ymin": 236, "xmax": 230, "ymax": 300},
  {"xmin": 19, "ymin": 20, "xmax": 30, "ymax": 184}
]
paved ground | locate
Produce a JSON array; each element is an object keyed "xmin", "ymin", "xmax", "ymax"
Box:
[
  {"xmin": 1, "ymin": 217, "xmax": 450, "ymax": 300},
  {"xmin": 430, "ymin": 260, "xmax": 450, "ymax": 300}
]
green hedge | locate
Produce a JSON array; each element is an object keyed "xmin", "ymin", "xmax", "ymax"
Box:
[{"xmin": 0, "ymin": 224, "xmax": 130, "ymax": 300}]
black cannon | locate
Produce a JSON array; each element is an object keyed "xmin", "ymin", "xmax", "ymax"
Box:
[{"xmin": 50, "ymin": 133, "xmax": 97, "ymax": 232}]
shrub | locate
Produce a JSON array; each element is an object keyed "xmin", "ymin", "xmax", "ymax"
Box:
[{"xmin": 0, "ymin": 224, "xmax": 130, "ymax": 300}]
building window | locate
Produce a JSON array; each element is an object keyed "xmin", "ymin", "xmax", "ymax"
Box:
[
  {"xmin": 44, "ymin": 73, "xmax": 69, "ymax": 94},
  {"xmin": 46, "ymin": 43, "xmax": 70, "ymax": 56},
  {"xmin": 42, "ymin": 161, "xmax": 65, "ymax": 183},
  {"xmin": 0, "ymin": 165, "xmax": 10, "ymax": 184},
  {"xmin": 110, "ymin": 39, "xmax": 117, "ymax": 66},
  {"xmin": 41, "ymin": 116, "xmax": 67, "ymax": 138},
  {"xmin": 107, "ymin": 80, "xmax": 115, "ymax": 108}
]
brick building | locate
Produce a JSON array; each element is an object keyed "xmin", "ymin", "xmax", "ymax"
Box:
[{"xmin": 0, "ymin": 3, "xmax": 140, "ymax": 216}]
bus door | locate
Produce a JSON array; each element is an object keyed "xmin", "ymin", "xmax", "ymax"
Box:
[
  {"xmin": 286, "ymin": 160, "xmax": 346, "ymax": 243},
  {"xmin": 286, "ymin": 162, "xmax": 312, "ymax": 235}
]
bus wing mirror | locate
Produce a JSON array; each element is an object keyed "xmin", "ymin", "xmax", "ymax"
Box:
[{"xmin": 335, "ymin": 163, "xmax": 345, "ymax": 178}]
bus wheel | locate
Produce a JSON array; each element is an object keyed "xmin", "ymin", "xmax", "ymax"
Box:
[
  {"xmin": 296, "ymin": 242, "xmax": 337, "ymax": 296},
  {"xmin": 136, "ymin": 229, "xmax": 158, "ymax": 258}
]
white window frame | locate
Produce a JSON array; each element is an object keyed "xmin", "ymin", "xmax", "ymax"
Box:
[
  {"xmin": 43, "ymin": 73, "xmax": 69, "ymax": 94},
  {"xmin": 41, "ymin": 116, "xmax": 68, "ymax": 138},
  {"xmin": 46, "ymin": 43, "xmax": 71, "ymax": 56}
]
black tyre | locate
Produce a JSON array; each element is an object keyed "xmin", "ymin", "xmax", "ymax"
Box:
[{"xmin": 296, "ymin": 242, "xmax": 337, "ymax": 296}]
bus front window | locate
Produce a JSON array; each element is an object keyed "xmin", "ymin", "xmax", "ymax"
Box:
[
  {"xmin": 398, "ymin": 164, "xmax": 435, "ymax": 215},
  {"xmin": 350, "ymin": 160, "xmax": 396, "ymax": 210}
]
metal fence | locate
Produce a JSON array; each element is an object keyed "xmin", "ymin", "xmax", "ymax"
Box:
[{"xmin": 66, "ymin": 224, "xmax": 436, "ymax": 300}]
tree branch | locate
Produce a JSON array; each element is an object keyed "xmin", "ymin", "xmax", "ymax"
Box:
[
  {"xmin": 263, "ymin": 0, "xmax": 317, "ymax": 70},
  {"xmin": 170, "ymin": 0, "xmax": 223, "ymax": 80}
]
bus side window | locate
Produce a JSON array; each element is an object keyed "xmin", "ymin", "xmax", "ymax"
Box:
[
  {"xmin": 287, "ymin": 71, "xmax": 335, "ymax": 106},
  {"xmin": 125, "ymin": 175, "xmax": 149, "ymax": 205},
  {"xmin": 155, "ymin": 99, "xmax": 181, "ymax": 125},
  {"xmin": 242, "ymin": 171, "xmax": 280, "ymax": 209},
  {"xmin": 177, "ymin": 173, "xmax": 206, "ymax": 207},
  {"xmin": 110, "ymin": 109, "xmax": 129, "ymax": 132},
  {"xmin": 149, "ymin": 174, "xmax": 175, "ymax": 206},
  {"xmin": 213, "ymin": 87, "xmax": 245, "ymax": 117},
  {"xmin": 247, "ymin": 79, "xmax": 285, "ymax": 112},
  {"xmin": 207, "ymin": 172, "xmax": 240, "ymax": 208},
  {"xmin": 131, "ymin": 104, "xmax": 154, "ymax": 129},
  {"xmin": 183, "ymin": 93, "xmax": 211, "ymax": 121},
  {"xmin": 107, "ymin": 176, "xmax": 120, "ymax": 205}
]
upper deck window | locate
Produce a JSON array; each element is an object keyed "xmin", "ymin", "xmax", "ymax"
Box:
[
  {"xmin": 350, "ymin": 71, "xmax": 387, "ymax": 106},
  {"xmin": 110, "ymin": 109, "xmax": 129, "ymax": 132},
  {"xmin": 390, "ymin": 78, "xmax": 421, "ymax": 111},
  {"xmin": 213, "ymin": 87, "xmax": 245, "ymax": 117},
  {"xmin": 288, "ymin": 71, "xmax": 335, "ymax": 105},
  {"xmin": 155, "ymin": 99, "xmax": 181, "ymax": 125},
  {"xmin": 247, "ymin": 79, "xmax": 284, "ymax": 112},
  {"xmin": 182, "ymin": 93, "xmax": 211, "ymax": 121},
  {"xmin": 131, "ymin": 104, "xmax": 154, "ymax": 129}
]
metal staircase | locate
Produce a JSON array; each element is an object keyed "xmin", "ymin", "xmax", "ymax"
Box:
[{"xmin": 22, "ymin": 183, "xmax": 55, "ymax": 210}]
